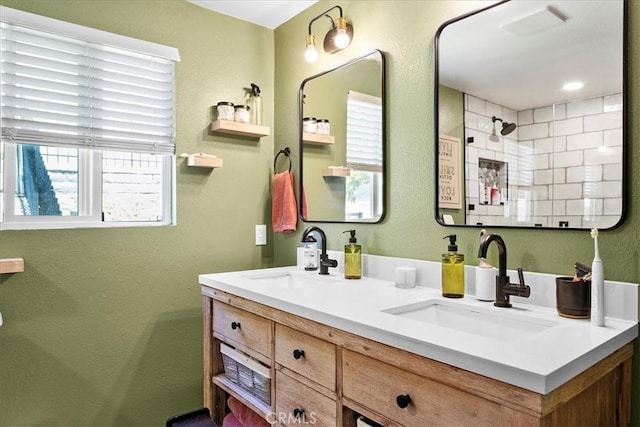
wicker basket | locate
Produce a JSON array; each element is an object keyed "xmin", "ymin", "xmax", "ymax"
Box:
[{"xmin": 220, "ymin": 343, "xmax": 271, "ymax": 405}]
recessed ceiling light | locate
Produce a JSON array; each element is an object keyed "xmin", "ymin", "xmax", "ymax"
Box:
[{"xmin": 562, "ymin": 81, "xmax": 584, "ymax": 91}]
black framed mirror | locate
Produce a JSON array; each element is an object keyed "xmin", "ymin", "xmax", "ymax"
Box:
[
  {"xmin": 435, "ymin": 0, "xmax": 626, "ymax": 229},
  {"xmin": 299, "ymin": 50, "xmax": 386, "ymax": 223}
]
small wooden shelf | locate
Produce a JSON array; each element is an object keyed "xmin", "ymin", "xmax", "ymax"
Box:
[
  {"xmin": 187, "ymin": 154, "xmax": 223, "ymax": 168},
  {"xmin": 322, "ymin": 167, "xmax": 350, "ymax": 177},
  {"xmin": 0, "ymin": 258, "xmax": 24, "ymax": 274},
  {"xmin": 212, "ymin": 120, "xmax": 270, "ymax": 138},
  {"xmin": 212, "ymin": 374, "xmax": 271, "ymax": 419},
  {"xmin": 303, "ymin": 133, "xmax": 335, "ymax": 145}
]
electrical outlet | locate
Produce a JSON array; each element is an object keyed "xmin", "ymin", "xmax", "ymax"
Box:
[{"xmin": 255, "ymin": 224, "xmax": 267, "ymax": 245}]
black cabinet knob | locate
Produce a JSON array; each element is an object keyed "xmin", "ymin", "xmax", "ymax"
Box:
[
  {"xmin": 293, "ymin": 408, "xmax": 305, "ymax": 419},
  {"xmin": 293, "ymin": 349, "xmax": 305, "ymax": 360},
  {"xmin": 231, "ymin": 321, "xmax": 241, "ymax": 330},
  {"xmin": 396, "ymin": 394, "xmax": 412, "ymax": 409}
]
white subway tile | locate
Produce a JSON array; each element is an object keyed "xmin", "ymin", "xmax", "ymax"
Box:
[
  {"xmin": 486, "ymin": 102, "xmax": 502, "ymax": 118},
  {"xmin": 552, "ymin": 136, "xmax": 567, "ymax": 152},
  {"xmin": 603, "ymin": 163, "xmax": 623, "ymax": 181},
  {"xmin": 466, "ymin": 95, "xmax": 486, "ymax": 115},
  {"xmin": 584, "ymin": 146, "xmax": 622, "ymax": 165},
  {"xmin": 567, "ymin": 97, "xmax": 603, "ymax": 118},
  {"xmin": 567, "ymin": 165, "xmax": 603, "ymax": 183},
  {"xmin": 603, "ymin": 94, "xmax": 623, "ymax": 112},
  {"xmin": 584, "ymin": 111, "xmax": 622, "ymax": 132},
  {"xmin": 534, "ymin": 106, "xmax": 554, "ymax": 123},
  {"xmin": 532, "ymin": 153, "xmax": 549, "ymax": 170},
  {"xmin": 553, "ymin": 103, "xmax": 566, "ymax": 120},
  {"xmin": 534, "ymin": 137, "xmax": 554, "ymax": 154},
  {"xmin": 534, "ymin": 200, "xmax": 553, "ymax": 216},
  {"xmin": 552, "ymin": 117, "xmax": 583, "ymax": 136},
  {"xmin": 553, "ymin": 183, "xmax": 583, "ymax": 200},
  {"xmin": 553, "ymin": 151, "xmax": 583, "ymax": 168},
  {"xmin": 518, "ymin": 109, "xmax": 533, "ymax": 125},
  {"xmin": 583, "ymin": 216, "xmax": 619, "ymax": 230},
  {"xmin": 583, "ymin": 181, "xmax": 622, "ymax": 198},
  {"xmin": 567, "ymin": 131, "xmax": 603, "ymax": 151},
  {"xmin": 534, "ymin": 169, "xmax": 553, "ymax": 185},
  {"xmin": 553, "ymin": 200, "xmax": 566, "ymax": 215},
  {"xmin": 553, "ymin": 168, "xmax": 566, "ymax": 184},
  {"xmin": 604, "ymin": 128, "xmax": 623, "ymax": 147},
  {"xmin": 465, "ymin": 128, "xmax": 487, "ymax": 150},
  {"xmin": 519, "ymin": 122, "xmax": 550, "ymax": 140},
  {"xmin": 604, "ymin": 198, "xmax": 622, "ymax": 215}
]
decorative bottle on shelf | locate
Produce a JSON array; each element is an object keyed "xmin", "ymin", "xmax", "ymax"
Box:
[
  {"xmin": 442, "ymin": 235, "xmax": 464, "ymax": 298},
  {"xmin": 247, "ymin": 83, "xmax": 263, "ymax": 125}
]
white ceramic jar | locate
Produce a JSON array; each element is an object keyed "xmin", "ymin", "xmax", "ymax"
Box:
[
  {"xmin": 303, "ymin": 117, "xmax": 317, "ymax": 134},
  {"xmin": 234, "ymin": 105, "xmax": 250, "ymax": 123},
  {"xmin": 216, "ymin": 101, "xmax": 234, "ymax": 121}
]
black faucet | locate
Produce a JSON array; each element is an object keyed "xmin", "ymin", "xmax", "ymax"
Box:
[
  {"xmin": 302, "ymin": 226, "xmax": 338, "ymax": 275},
  {"xmin": 477, "ymin": 233, "xmax": 531, "ymax": 307}
]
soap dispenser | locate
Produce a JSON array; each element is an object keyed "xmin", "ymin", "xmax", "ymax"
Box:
[
  {"xmin": 343, "ymin": 230, "xmax": 362, "ymax": 279},
  {"xmin": 247, "ymin": 83, "xmax": 263, "ymax": 125},
  {"xmin": 442, "ymin": 235, "xmax": 464, "ymax": 298}
]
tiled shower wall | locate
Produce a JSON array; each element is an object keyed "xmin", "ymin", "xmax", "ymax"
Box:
[{"xmin": 464, "ymin": 93, "xmax": 623, "ymax": 228}]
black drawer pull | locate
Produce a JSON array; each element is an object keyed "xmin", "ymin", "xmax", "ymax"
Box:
[
  {"xmin": 293, "ymin": 349, "xmax": 305, "ymax": 360},
  {"xmin": 293, "ymin": 408, "xmax": 305, "ymax": 419},
  {"xmin": 231, "ymin": 321, "xmax": 241, "ymax": 330},
  {"xmin": 396, "ymin": 394, "xmax": 412, "ymax": 409}
]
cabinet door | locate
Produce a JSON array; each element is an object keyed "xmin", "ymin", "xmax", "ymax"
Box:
[
  {"xmin": 213, "ymin": 301, "xmax": 272, "ymax": 362},
  {"xmin": 343, "ymin": 350, "xmax": 500, "ymax": 426},
  {"xmin": 275, "ymin": 371, "xmax": 336, "ymax": 427},
  {"xmin": 275, "ymin": 324, "xmax": 336, "ymax": 391}
]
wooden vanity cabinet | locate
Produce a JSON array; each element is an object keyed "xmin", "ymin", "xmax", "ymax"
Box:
[{"xmin": 202, "ymin": 289, "xmax": 633, "ymax": 427}]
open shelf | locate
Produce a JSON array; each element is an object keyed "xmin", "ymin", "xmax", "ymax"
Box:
[
  {"xmin": 211, "ymin": 120, "xmax": 270, "ymax": 138},
  {"xmin": 186, "ymin": 154, "xmax": 223, "ymax": 168},
  {"xmin": 212, "ymin": 374, "xmax": 271, "ymax": 419},
  {"xmin": 0, "ymin": 258, "xmax": 24, "ymax": 274},
  {"xmin": 323, "ymin": 167, "xmax": 350, "ymax": 177},
  {"xmin": 303, "ymin": 133, "xmax": 335, "ymax": 145}
]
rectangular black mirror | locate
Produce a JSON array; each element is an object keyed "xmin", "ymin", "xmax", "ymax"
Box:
[
  {"xmin": 299, "ymin": 50, "xmax": 386, "ymax": 223},
  {"xmin": 435, "ymin": 0, "xmax": 626, "ymax": 229}
]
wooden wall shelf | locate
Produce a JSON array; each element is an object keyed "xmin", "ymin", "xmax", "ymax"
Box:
[
  {"xmin": 0, "ymin": 258, "xmax": 24, "ymax": 274},
  {"xmin": 211, "ymin": 120, "xmax": 270, "ymax": 138},
  {"xmin": 187, "ymin": 154, "xmax": 223, "ymax": 168},
  {"xmin": 303, "ymin": 133, "xmax": 335, "ymax": 145},
  {"xmin": 322, "ymin": 167, "xmax": 350, "ymax": 177}
]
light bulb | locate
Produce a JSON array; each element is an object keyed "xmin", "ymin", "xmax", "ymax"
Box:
[
  {"xmin": 304, "ymin": 34, "xmax": 318, "ymax": 63},
  {"xmin": 334, "ymin": 17, "xmax": 351, "ymax": 49},
  {"xmin": 305, "ymin": 45, "xmax": 318, "ymax": 63},
  {"xmin": 335, "ymin": 29, "xmax": 350, "ymax": 49}
]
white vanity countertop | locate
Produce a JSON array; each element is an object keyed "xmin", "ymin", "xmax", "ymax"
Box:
[{"xmin": 199, "ymin": 263, "xmax": 638, "ymax": 394}]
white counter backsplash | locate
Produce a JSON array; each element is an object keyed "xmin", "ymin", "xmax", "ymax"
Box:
[{"xmin": 296, "ymin": 248, "xmax": 638, "ymax": 322}]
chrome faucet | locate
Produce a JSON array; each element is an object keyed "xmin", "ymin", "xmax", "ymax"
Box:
[
  {"xmin": 302, "ymin": 226, "xmax": 338, "ymax": 275},
  {"xmin": 477, "ymin": 233, "xmax": 531, "ymax": 307}
]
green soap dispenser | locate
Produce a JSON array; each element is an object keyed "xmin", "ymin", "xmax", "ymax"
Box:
[
  {"xmin": 442, "ymin": 235, "xmax": 465, "ymax": 298},
  {"xmin": 343, "ymin": 230, "xmax": 362, "ymax": 279}
]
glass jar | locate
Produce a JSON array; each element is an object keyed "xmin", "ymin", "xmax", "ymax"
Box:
[
  {"xmin": 216, "ymin": 101, "xmax": 234, "ymax": 121},
  {"xmin": 302, "ymin": 117, "xmax": 317, "ymax": 134},
  {"xmin": 317, "ymin": 119, "xmax": 330, "ymax": 135},
  {"xmin": 234, "ymin": 105, "xmax": 250, "ymax": 124}
]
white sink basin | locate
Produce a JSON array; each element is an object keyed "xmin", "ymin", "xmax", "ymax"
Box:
[
  {"xmin": 245, "ymin": 271, "xmax": 334, "ymax": 289},
  {"xmin": 383, "ymin": 299, "xmax": 558, "ymax": 343}
]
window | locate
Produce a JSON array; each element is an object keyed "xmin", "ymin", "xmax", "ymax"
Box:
[
  {"xmin": 345, "ymin": 91, "xmax": 383, "ymax": 221},
  {"xmin": 0, "ymin": 7, "xmax": 180, "ymax": 230}
]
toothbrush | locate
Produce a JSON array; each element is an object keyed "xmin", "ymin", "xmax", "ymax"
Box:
[{"xmin": 590, "ymin": 228, "xmax": 605, "ymax": 326}]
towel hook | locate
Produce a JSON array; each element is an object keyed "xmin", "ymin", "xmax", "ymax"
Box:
[{"xmin": 274, "ymin": 147, "xmax": 292, "ymax": 173}]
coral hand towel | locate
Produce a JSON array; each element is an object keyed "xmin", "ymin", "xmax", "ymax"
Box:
[{"xmin": 272, "ymin": 171, "xmax": 298, "ymax": 233}]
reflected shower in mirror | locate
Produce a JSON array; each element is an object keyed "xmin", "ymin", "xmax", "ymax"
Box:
[
  {"xmin": 435, "ymin": 0, "xmax": 625, "ymax": 229},
  {"xmin": 299, "ymin": 50, "xmax": 385, "ymax": 223}
]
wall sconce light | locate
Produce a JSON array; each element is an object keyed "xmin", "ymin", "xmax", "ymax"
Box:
[{"xmin": 304, "ymin": 5, "xmax": 354, "ymax": 63}]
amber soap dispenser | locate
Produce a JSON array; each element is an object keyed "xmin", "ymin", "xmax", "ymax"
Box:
[
  {"xmin": 343, "ymin": 229, "xmax": 362, "ymax": 279},
  {"xmin": 442, "ymin": 235, "xmax": 464, "ymax": 298}
]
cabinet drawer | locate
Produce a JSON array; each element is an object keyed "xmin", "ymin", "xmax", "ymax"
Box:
[
  {"xmin": 213, "ymin": 301, "xmax": 272, "ymax": 361},
  {"xmin": 275, "ymin": 371, "xmax": 336, "ymax": 427},
  {"xmin": 343, "ymin": 350, "xmax": 500, "ymax": 426},
  {"xmin": 275, "ymin": 324, "xmax": 336, "ymax": 391}
]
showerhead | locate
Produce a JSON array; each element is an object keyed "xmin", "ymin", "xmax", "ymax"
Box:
[{"xmin": 491, "ymin": 116, "xmax": 517, "ymax": 137}]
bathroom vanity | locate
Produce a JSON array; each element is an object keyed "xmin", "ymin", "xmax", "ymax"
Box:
[{"xmin": 200, "ymin": 256, "xmax": 637, "ymax": 426}]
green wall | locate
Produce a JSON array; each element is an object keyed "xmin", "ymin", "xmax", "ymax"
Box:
[
  {"xmin": 0, "ymin": 0, "xmax": 638, "ymax": 425},
  {"xmin": 0, "ymin": 0, "xmax": 274, "ymax": 425},
  {"xmin": 274, "ymin": 1, "xmax": 639, "ymax": 424}
]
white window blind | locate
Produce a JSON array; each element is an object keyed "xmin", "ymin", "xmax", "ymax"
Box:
[
  {"xmin": 346, "ymin": 90, "xmax": 383, "ymax": 172},
  {"xmin": 0, "ymin": 6, "xmax": 180, "ymax": 155}
]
